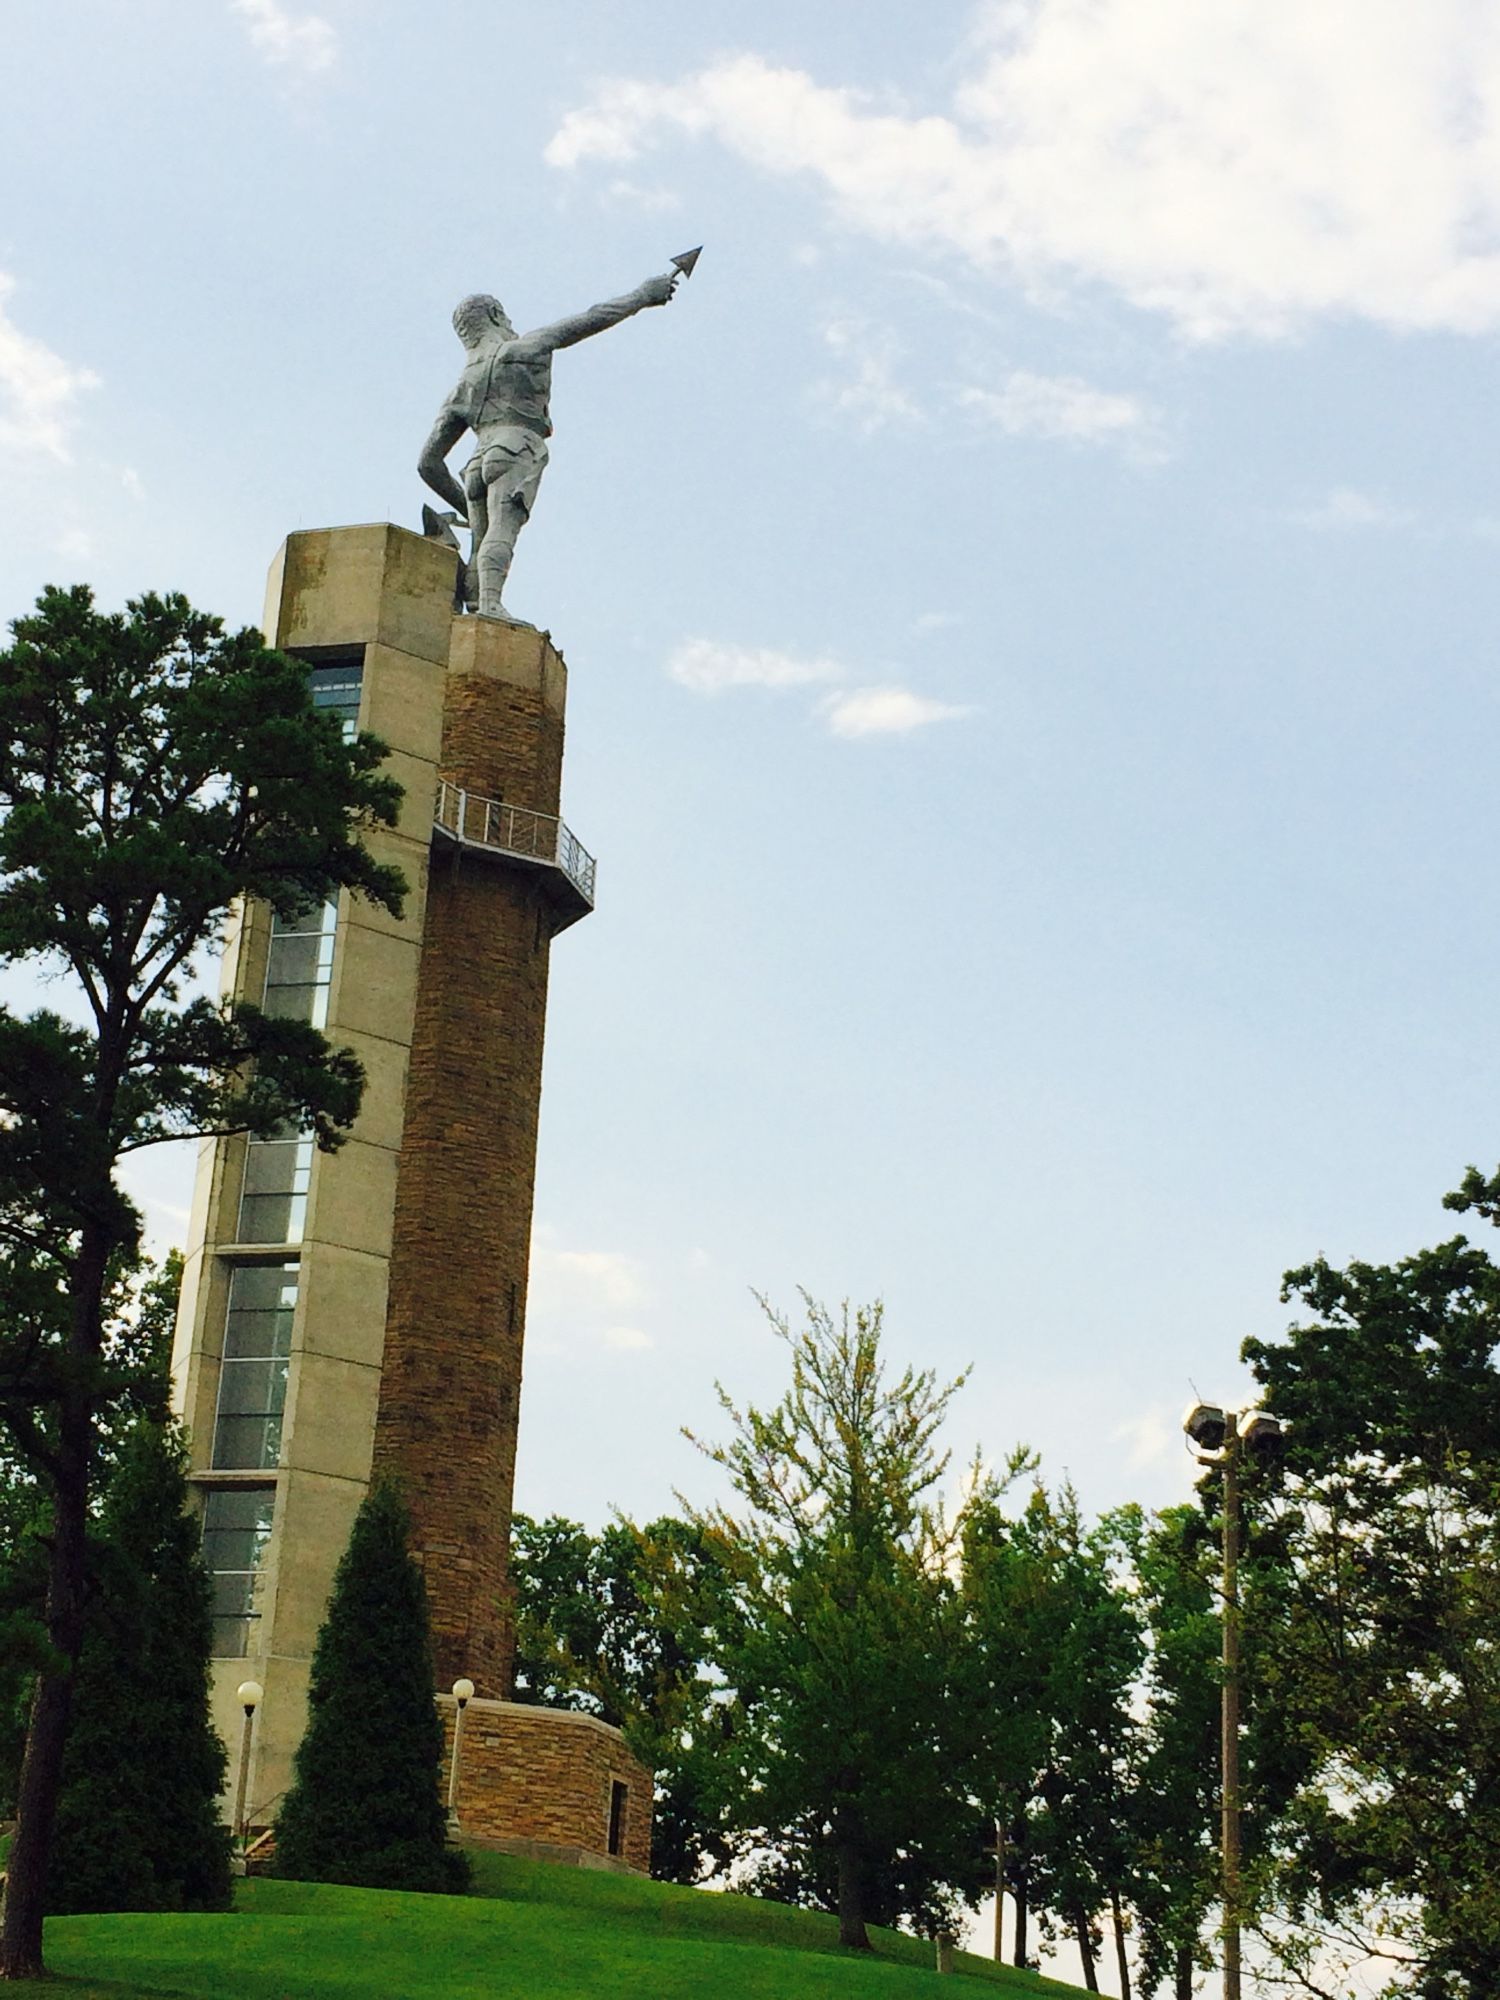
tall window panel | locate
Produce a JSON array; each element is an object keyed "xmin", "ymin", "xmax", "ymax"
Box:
[
  {"xmin": 237, "ymin": 1130, "xmax": 313, "ymax": 1246},
  {"xmin": 263, "ymin": 899, "xmax": 337, "ymax": 1028},
  {"xmin": 211, "ymin": 1261, "xmax": 297, "ymax": 1470},
  {"xmin": 202, "ymin": 1486, "xmax": 276, "ymax": 1657}
]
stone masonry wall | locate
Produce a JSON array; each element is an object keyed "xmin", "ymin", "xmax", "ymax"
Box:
[
  {"xmin": 439, "ymin": 1695, "xmax": 653, "ymax": 1876},
  {"xmin": 373, "ymin": 621, "xmax": 568, "ymax": 1696}
]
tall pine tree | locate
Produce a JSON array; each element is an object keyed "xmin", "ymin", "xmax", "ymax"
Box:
[
  {"xmin": 48, "ymin": 1422, "xmax": 231, "ymax": 1913},
  {"xmin": 275, "ymin": 1482, "xmax": 467, "ymax": 1894},
  {"xmin": 0, "ymin": 584, "xmax": 405, "ymax": 1976}
]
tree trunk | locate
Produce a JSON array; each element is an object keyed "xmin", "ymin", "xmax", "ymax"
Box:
[
  {"xmin": 1073, "ymin": 1906, "xmax": 1099, "ymax": 1992},
  {"xmin": 1174, "ymin": 1942, "xmax": 1193, "ymax": 2000},
  {"xmin": 835, "ymin": 1836, "xmax": 870, "ymax": 1951},
  {"xmin": 1110, "ymin": 1887, "xmax": 1131, "ymax": 2000},
  {"xmin": 0, "ymin": 1222, "xmax": 108, "ymax": 1979}
]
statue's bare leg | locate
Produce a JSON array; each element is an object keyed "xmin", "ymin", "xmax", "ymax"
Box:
[
  {"xmin": 461, "ymin": 471, "xmax": 487, "ymax": 613},
  {"xmin": 468, "ymin": 436, "xmax": 548, "ymax": 621},
  {"xmin": 475, "ymin": 480, "xmax": 528, "ymax": 621}
]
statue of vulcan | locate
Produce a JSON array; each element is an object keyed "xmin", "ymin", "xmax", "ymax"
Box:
[{"xmin": 418, "ymin": 254, "xmax": 699, "ymax": 621}]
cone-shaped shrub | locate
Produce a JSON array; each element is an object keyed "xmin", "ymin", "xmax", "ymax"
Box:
[
  {"xmin": 275, "ymin": 1481, "xmax": 468, "ymax": 1893},
  {"xmin": 49, "ymin": 1423, "xmax": 232, "ymax": 1913}
]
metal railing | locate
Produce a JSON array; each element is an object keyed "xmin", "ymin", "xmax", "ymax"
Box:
[{"xmin": 434, "ymin": 780, "xmax": 596, "ymax": 907}]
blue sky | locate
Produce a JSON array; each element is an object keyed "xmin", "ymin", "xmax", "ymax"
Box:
[{"xmin": 4, "ymin": 0, "xmax": 1500, "ymax": 1544}]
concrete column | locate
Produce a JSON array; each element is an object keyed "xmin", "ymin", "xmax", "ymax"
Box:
[{"xmin": 170, "ymin": 524, "xmax": 454, "ymax": 1814}]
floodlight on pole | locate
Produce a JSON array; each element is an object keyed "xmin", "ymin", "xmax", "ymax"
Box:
[
  {"xmin": 447, "ymin": 1677, "xmax": 475, "ymax": 1830},
  {"xmin": 1182, "ymin": 1401, "xmax": 1229, "ymax": 1453},
  {"xmin": 1181, "ymin": 1403, "xmax": 1283, "ymax": 2000},
  {"xmin": 233, "ymin": 1679, "xmax": 264, "ymax": 1855}
]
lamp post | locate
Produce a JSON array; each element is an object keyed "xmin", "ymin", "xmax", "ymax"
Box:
[
  {"xmin": 233, "ymin": 1680, "xmax": 263, "ymax": 1854},
  {"xmin": 1181, "ymin": 1403, "xmax": 1283, "ymax": 2000},
  {"xmin": 447, "ymin": 1677, "xmax": 474, "ymax": 1830},
  {"xmin": 992, "ymin": 1816, "xmax": 1005, "ymax": 1962}
]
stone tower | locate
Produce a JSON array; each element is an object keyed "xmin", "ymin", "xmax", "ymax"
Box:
[
  {"xmin": 371, "ymin": 614, "xmax": 579, "ymax": 1697},
  {"xmin": 169, "ymin": 523, "xmax": 650, "ymax": 1869}
]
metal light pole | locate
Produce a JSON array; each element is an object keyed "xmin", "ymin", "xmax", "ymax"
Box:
[
  {"xmin": 1182, "ymin": 1403, "xmax": 1282, "ymax": 2000},
  {"xmin": 1220, "ymin": 1433, "xmax": 1243, "ymax": 2000},
  {"xmin": 447, "ymin": 1677, "xmax": 474, "ymax": 1830},
  {"xmin": 233, "ymin": 1680, "xmax": 263, "ymax": 1854}
]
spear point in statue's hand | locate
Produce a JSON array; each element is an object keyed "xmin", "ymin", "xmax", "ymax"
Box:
[{"xmin": 663, "ymin": 246, "xmax": 704, "ymax": 299}]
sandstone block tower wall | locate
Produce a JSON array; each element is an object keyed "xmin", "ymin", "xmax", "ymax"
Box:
[
  {"xmin": 169, "ymin": 525, "xmax": 650, "ymax": 1864},
  {"xmin": 373, "ymin": 617, "xmax": 572, "ymax": 1697}
]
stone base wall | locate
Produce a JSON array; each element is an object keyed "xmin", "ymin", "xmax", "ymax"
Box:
[{"xmin": 439, "ymin": 1694, "xmax": 652, "ymax": 1877}]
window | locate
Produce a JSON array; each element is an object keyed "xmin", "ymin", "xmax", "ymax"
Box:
[
  {"xmin": 263, "ymin": 899, "xmax": 337, "ymax": 1028},
  {"xmin": 607, "ymin": 1781, "xmax": 628, "ymax": 1858},
  {"xmin": 202, "ymin": 1486, "xmax": 276, "ymax": 1657},
  {"xmin": 237, "ymin": 1129, "xmax": 313, "ymax": 1246},
  {"xmin": 308, "ymin": 658, "xmax": 364, "ymax": 740},
  {"xmin": 211, "ymin": 1261, "xmax": 297, "ymax": 1470}
]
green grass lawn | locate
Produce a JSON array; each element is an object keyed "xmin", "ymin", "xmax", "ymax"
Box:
[{"xmin": 5, "ymin": 1849, "xmax": 1080, "ymax": 1998}]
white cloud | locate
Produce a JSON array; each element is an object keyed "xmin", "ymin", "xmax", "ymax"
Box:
[
  {"xmin": 1114, "ymin": 1406, "xmax": 1181, "ymax": 1474},
  {"xmin": 820, "ymin": 685, "xmax": 972, "ymax": 738},
  {"xmin": 230, "ymin": 0, "xmax": 337, "ymax": 75},
  {"xmin": 603, "ymin": 1325, "xmax": 655, "ymax": 1352},
  {"xmin": 960, "ymin": 371, "xmax": 1157, "ymax": 452},
  {"xmin": 668, "ymin": 639, "xmax": 968, "ymax": 738},
  {"xmin": 526, "ymin": 1235, "xmax": 659, "ymax": 1354},
  {"xmin": 667, "ymin": 637, "xmax": 846, "ymax": 694},
  {"xmin": 0, "ymin": 273, "xmax": 100, "ymax": 461},
  {"xmin": 533, "ymin": 1244, "xmax": 649, "ymax": 1315},
  {"xmin": 816, "ymin": 319, "xmax": 922, "ymax": 433},
  {"xmin": 1287, "ymin": 486, "xmax": 1415, "ymax": 530},
  {"xmin": 545, "ymin": 12, "xmax": 1500, "ymax": 339},
  {"xmin": 600, "ymin": 178, "xmax": 682, "ymax": 214},
  {"xmin": 53, "ymin": 526, "xmax": 93, "ymax": 564},
  {"xmin": 912, "ymin": 610, "xmax": 962, "ymax": 633}
]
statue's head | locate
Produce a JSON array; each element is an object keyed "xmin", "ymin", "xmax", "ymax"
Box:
[{"xmin": 453, "ymin": 294, "xmax": 515, "ymax": 348}]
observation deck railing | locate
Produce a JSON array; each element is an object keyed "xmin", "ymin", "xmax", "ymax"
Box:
[{"xmin": 432, "ymin": 780, "xmax": 596, "ymax": 921}]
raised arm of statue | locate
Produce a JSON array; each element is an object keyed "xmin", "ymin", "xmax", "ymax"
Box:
[
  {"xmin": 418, "ymin": 405, "xmax": 470, "ymax": 520},
  {"xmin": 517, "ymin": 271, "xmax": 677, "ymax": 356}
]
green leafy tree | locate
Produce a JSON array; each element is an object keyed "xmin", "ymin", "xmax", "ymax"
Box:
[
  {"xmin": 1027, "ymin": 1500, "xmax": 1143, "ymax": 1994},
  {"xmin": 1124, "ymin": 1504, "xmax": 1221, "ymax": 2000},
  {"xmin": 48, "ymin": 1422, "xmax": 231, "ymax": 1913},
  {"xmin": 276, "ymin": 1482, "xmax": 468, "ymax": 1894},
  {"xmin": 685, "ymin": 1294, "xmax": 979, "ymax": 1950},
  {"xmin": 1109, "ymin": 1471, "xmax": 1302, "ymax": 2000},
  {"xmin": 1243, "ymin": 1198, "xmax": 1500, "ymax": 1999},
  {"xmin": 510, "ymin": 1512, "xmax": 740, "ymax": 1883},
  {"xmin": 962, "ymin": 1481, "xmax": 1142, "ymax": 1987},
  {"xmin": 0, "ymin": 584, "xmax": 404, "ymax": 1978}
]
